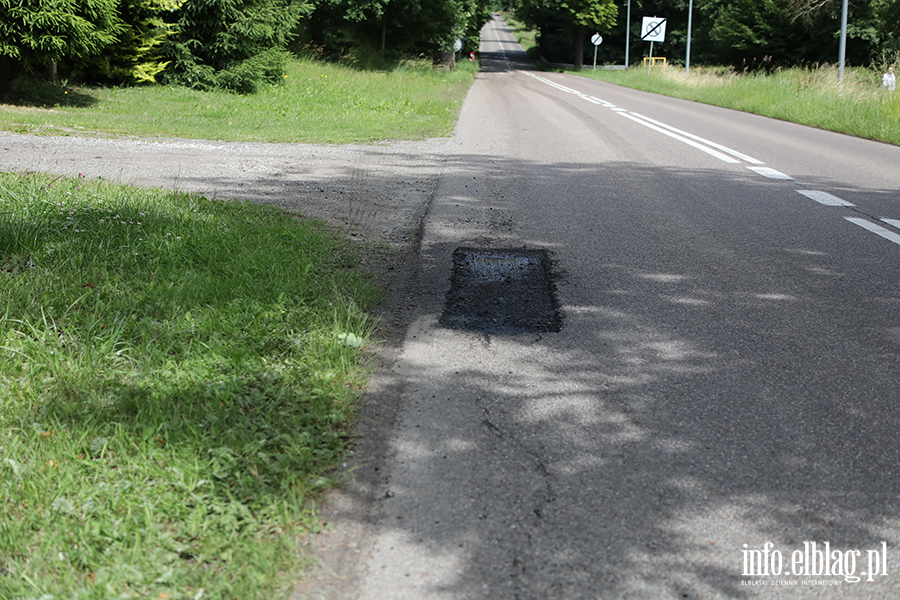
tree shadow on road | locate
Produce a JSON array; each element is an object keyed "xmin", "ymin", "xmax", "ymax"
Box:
[
  {"xmin": 314, "ymin": 153, "xmax": 900, "ymax": 599},
  {"xmin": 5, "ymin": 135, "xmax": 900, "ymax": 599}
]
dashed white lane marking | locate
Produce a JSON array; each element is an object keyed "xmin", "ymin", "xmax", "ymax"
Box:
[
  {"xmin": 522, "ymin": 70, "xmax": 900, "ymax": 250},
  {"xmin": 797, "ymin": 190, "xmax": 855, "ymax": 206},
  {"xmin": 747, "ymin": 166, "xmax": 793, "ymax": 180},
  {"xmin": 521, "ymin": 71, "xmax": 900, "ymax": 253},
  {"xmin": 519, "ymin": 71, "xmax": 900, "ymax": 254},
  {"xmin": 845, "ymin": 217, "xmax": 900, "ymax": 246},
  {"xmin": 795, "ymin": 193, "xmax": 900, "ymax": 249},
  {"xmin": 587, "ymin": 97, "xmax": 616, "ymax": 108}
]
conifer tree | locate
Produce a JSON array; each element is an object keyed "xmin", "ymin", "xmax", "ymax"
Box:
[
  {"xmin": 162, "ymin": 0, "xmax": 310, "ymax": 92},
  {"xmin": 0, "ymin": 0, "xmax": 124, "ymax": 80}
]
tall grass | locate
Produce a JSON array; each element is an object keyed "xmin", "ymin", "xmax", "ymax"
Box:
[
  {"xmin": 582, "ymin": 62, "xmax": 900, "ymax": 145},
  {"xmin": 0, "ymin": 172, "xmax": 379, "ymax": 598},
  {"xmin": 0, "ymin": 56, "xmax": 477, "ymax": 144}
]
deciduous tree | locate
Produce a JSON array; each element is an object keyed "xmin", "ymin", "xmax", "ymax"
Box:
[
  {"xmin": 515, "ymin": 0, "xmax": 617, "ymax": 69},
  {"xmin": 304, "ymin": 0, "xmax": 489, "ymax": 67}
]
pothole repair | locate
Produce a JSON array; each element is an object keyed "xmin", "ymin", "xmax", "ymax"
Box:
[{"xmin": 439, "ymin": 247, "xmax": 563, "ymax": 334}]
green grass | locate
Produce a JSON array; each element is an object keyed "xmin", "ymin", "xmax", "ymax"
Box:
[
  {"xmin": 577, "ymin": 63, "xmax": 900, "ymax": 146},
  {"xmin": 0, "ymin": 172, "xmax": 380, "ymax": 598},
  {"xmin": 0, "ymin": 50, "xmax": 477, "ymax": 599},
  {"xmin": 0, "ymin": 56, "xmax": 477, "ymax": 144}
]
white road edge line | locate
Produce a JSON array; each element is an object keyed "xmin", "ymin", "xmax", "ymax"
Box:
[
  {"xmin": 845, "ymin": 217, "xmax": 900, "ymax": 246},
  {"xmin": 881, "ymin": 218, "xmax": 900, "ymax": 230},
  {"xmin": 525, "ymin": 71, "xmax": 769, "ymax": 168},
  {"xmin": 627, "ymin": 112, "xmax": 764, "ymax": 165},
  {"xmin": 617, "ymin": 112, "xmax": 739, "ymax": 163},
  {"xmin": 797, "ymin": 190, "xmax": 855, "ymax": 206}
]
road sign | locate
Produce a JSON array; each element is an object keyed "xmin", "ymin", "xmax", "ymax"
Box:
[
  {"xmin": 641, "ymin": 17, "xmax": 666, "ymax": 42},
  {"xmin": 591, "ymin": 34, "xmax": 603, "ymax": 70}
]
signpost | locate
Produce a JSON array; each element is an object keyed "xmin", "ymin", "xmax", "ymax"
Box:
[
  {"xmin": 625, "ymin": 0, "xmax": 631, "ymax": 68},
  {"xmin": 641, "ymin": 16, "xmax": 666, "ymax": 75},
  {"xmin": 591, "ymin": 33, "xmax": 603, "ymax": 70}
]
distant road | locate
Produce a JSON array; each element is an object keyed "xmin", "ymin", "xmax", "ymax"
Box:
[{"xmin": 347, "ymin": 14, "xmax": 900, "ymax": 600}]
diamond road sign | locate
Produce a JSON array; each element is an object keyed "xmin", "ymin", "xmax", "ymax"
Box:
[{"xmin": 641, "ymin": 16, "xmax": 666, "ymax": 42}]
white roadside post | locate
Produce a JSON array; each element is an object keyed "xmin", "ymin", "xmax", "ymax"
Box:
[{"xmin": 591, "ymin": 33, "xmax": 603, "ymax": 70}]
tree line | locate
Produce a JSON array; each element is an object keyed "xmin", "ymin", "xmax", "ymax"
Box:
[
  {"xmin": 0, "ymin": 0, "xmax": 492, "ymax": 92},
  {"xmin": 2, "ymin": 0, "xmax": 899, "ymax": 93},
  {"xmin": 511, "ymin": 0, "xmax": 900, "ymax": 71}
]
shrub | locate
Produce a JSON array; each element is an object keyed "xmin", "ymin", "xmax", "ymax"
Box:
[
  {"xmin": 86, "ymin": 0, "xmax": 186, "ymax": 84},
  {"xmin": 162, "ymin": 0, "xmax": 310, "ymax": 93}
]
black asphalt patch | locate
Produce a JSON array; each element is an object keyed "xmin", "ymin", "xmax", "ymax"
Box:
[{"xmin": 439, "ymin": 247, "xmax": 562, "ymax": 334}]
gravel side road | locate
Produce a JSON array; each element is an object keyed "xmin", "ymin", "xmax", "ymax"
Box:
[{"xmin": 0, "ymin": 131, "xmax": 451, "ymax": 258}]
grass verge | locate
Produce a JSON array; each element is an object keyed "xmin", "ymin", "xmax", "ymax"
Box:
[
  {"xmin": 0, "ymin": 56, "xmax": 477, "ymax": 144},
  {"xmin": 0, "ymin": 171, "xmax": 380, "ymax": 599}
]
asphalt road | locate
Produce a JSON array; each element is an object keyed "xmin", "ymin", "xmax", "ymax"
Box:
[
  {"xmin": 334, "ymin": 15, "xmax": 900, "ymax": 600},
  {"xmin": 4, "ymin": 14, "xmax": 897, "ymax": 599}
]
